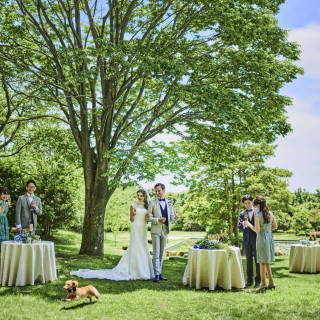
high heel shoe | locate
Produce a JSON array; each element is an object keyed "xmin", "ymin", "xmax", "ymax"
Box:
[
  {"xmin": 268, "ymin": 283, "xmax": 276, "ymax": 290},
  {"xmin": 256, "ymin": 285, "xmax": 268, "ymax": 293}
]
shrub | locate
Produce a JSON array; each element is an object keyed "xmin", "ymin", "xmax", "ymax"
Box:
[{"xmin": 182, "ymin": 221, "xmax": 203, "ymax": 231}]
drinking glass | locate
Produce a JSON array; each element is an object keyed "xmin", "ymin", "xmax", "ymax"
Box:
[{"xmin": 243, "ymin": 213, "xmax": 248, "ymax": 229}]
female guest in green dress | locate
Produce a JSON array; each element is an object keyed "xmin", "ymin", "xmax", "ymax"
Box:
[
  {"xmin": 244, "ymin": 195, "xmax": 278, "ymax": 292},
  {"xmin": 0, "ymin": 187, "xmax": 11, "ymax": 252}
]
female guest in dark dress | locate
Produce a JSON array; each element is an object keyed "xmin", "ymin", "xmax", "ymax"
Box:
[
  {"xmin": 244, "ymin": 196, "xmax": 278, "ymax": 292},
  {"xmin": 0, "ymin": 187, "xmax": 11, "ymax": 252}
]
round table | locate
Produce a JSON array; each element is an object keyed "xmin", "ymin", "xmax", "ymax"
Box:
[
  {"xmin": 289, "ymin": 244, "xmax": 320, "ymax": 273},
  {"xmin": 182, "ymin": 246, "xmax": 245, "ymax": 290},
  {"xmin": 0, "ymin": 241, "xmax": 57, "ymax": 286}
]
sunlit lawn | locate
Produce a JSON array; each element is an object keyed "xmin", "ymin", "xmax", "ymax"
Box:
[{"xmin": 0, "ymin": 229, "xmax": 319, "ymax": 320}]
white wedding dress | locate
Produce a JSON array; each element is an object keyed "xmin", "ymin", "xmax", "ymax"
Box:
[{"xmin": 70, "ymin": 202, "xmax": 154, "ymax": 280}]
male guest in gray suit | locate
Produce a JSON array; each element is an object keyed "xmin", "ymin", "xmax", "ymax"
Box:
[
  {"xmin": 16, "ymin": 180, "xmax": 42, "ymax": 233},
  {"xmin": 147, "ymin": 183, "xmax": 179, "ymax": 282}
]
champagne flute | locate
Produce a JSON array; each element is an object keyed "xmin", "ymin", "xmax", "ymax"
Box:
[
  {"xmin": 243, "ymin": 212, "xmax": 248, "ymax": 229},
  {"xmin": 175, "ymin": 208, "xmax": 179, "ymax": 221},
  {"xmin": 8, "ymin": 195, "xmax": 12, "ymax": 208}
]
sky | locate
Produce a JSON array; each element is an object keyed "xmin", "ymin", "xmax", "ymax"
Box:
[
  {"xmin": 145, "ymin": 1, "xmax": 320, "ymax": 193},
  {"xmin": 266, "ymin": 0, "xmax": 320, "ymax": 192}
]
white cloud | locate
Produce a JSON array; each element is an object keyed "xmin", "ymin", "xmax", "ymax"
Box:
[
  {"xmin": 288, "ymin": 24, "xmax": 320, "ymax": 77},
  {"xmin": 265, "ymin": 24, "xmax": 320, "ymax": 192},
  {"xmin": 267, "ymin": 96, "xmax": 320, "ymax": 191}
]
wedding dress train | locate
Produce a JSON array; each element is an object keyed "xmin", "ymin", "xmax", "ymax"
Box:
[{"xmin": 70, "ymin": 202, "xmax": 154, "ymax": 280}]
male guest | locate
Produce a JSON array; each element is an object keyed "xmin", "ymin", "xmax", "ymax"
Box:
[
  {"xmin": 16, "ymin": 180, "xmax": 42, "ymax": 233},
  {"xmin": 239, "ymin": 194, "xmax": 261, "ymax": 288},
  {"xmin": 147, "ymin": 183, "xmax": 179, "ymax": 282}
]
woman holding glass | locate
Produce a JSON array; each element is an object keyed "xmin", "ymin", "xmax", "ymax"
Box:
[
  {"xmin": 244, "ymin": 195, "xmax": 278, "ymax": 292},
  {"xmin": 0, "ymin": 187, "xmax": 11, "ymax": 252}
]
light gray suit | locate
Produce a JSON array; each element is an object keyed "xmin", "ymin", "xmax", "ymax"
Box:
[
  {"xmin": 147, "ymin": 198, "xmax": 174, "ymax": 276},
  {"xmin": 16, "ymin": 194, "xmax": 42, "ymax": 231}
]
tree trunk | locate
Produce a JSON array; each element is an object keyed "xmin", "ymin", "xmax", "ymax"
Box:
[
  {"xmin": 79, "ymin": 191, "xmax": 109, "ymax": 255},
  {"xmin": 79, "ymin": 152, "xmax": 112, "ymax": 255},
  {"xmin": 224, "ymin": 178, "xmax": 233, "ymax": 236}
]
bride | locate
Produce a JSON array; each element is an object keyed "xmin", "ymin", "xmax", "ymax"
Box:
[{"xmin": 70, "ymin": 189, "xmax": 154, "ymax": 280}]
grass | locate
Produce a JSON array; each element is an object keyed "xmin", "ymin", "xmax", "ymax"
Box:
[
  {"xmin": 0, "ymin": 230, "xmax": 319, "ymax": 320},
  {"xmin": 273, "ymin": 232, "xmax": 301, "ymax": 241}
]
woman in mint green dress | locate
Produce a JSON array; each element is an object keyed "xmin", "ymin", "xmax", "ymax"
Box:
[
  {"xmin": 0, "ymin": 187, "xmax": 11, "ymax": 251},
  {"xmin": 244, "ymin": 196, "xmax": 278, "ymax": 292}
]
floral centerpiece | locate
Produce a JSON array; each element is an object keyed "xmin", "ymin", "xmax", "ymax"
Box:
[
  {"xmin": 193, "ymin": 238, "xmax": 234, "ymax": 258},
  {"xmin": 14, "ymin": 230, "xmax": 41, "ymax": 243},
  {"xmin": 300, "ymin": 240, "xmax": 312, "ymax": 246}
]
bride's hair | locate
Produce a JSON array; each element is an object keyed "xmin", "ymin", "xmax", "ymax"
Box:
[{"xmin": 137, "ymin": 189, "xmax": 149, "ymax": 209}]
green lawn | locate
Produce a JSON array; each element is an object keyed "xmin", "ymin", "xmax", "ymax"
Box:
[
  {"xmin": 0, "ymin": 230, "xmax": 319, "ymax": 320},
  {"xmin": 273, "ymin": 232, "xmax": 301, "ymax": 241}
]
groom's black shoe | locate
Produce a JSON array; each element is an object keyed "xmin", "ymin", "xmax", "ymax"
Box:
[
  {"xmin": 159, "ymin": 274, "xmax": 168, "ymax": 281},
  {"xmin": 153, "ymin": 275, "xmax": 159, "ymax": 282}
]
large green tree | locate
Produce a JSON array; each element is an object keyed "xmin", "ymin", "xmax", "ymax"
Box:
[{"xmin": 0, "ymin": 0, "xmax": 302, "ymax": 254}]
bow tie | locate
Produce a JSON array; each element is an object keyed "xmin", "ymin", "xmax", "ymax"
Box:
[{"xmin": 159, "ymin": 198, "xmax": 166, "ymax": 202}]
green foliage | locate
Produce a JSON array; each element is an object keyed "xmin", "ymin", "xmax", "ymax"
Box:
[
  {"xmin": 180, "ymin": 142, "xmax": 293, "ymax": 235},
  {"xmin": 0, "ymin": 120, "xmax": 83, "ymax": 235},
  {"xmin": 104, "ymin": 187, "xmax": 137, "ymax": 232},
  {"xmin": 292, "ymin": 188, "xmax": 319, "ymax": 206},
  {"xmin": 0, "ymin": 157, "xmax": 26, "ymax": 228},
  {"xmin": 291, "ymin": 189, "xmax": 320, "ymax": 235},
  {"xmin": 292, "ymin": 206, "xmax": 313, "ymax": 236}
]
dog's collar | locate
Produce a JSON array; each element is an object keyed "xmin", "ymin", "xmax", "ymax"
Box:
[{"xmin": 68, "ymin": 287, "xmax": 77, "ymax": 293}]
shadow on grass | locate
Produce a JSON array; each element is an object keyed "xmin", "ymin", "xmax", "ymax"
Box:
[
  {"xmin": 0, "ymin": 257, "xmax": 245, "ymax": 301},
  {"xmin": 0, "ymin": 245, "xmax": 295, "ymax": 301},
  {"xmin": 61, "ymin": 301, "xmax": 99, "ymax": 310}
]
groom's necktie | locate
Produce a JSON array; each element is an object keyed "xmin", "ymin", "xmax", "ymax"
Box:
[{"xmin": 247, "ymin": 209, "xmax": 253, "ymax": 221}]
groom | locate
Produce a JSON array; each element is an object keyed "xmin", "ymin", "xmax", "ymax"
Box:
[{"xmin": 147, "ymin": 183, "xmax": 178, "ymax": 282}]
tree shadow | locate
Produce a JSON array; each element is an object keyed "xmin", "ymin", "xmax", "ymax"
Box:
[{"xmin": 0, "ymin": 252, "xmax": 296, "ymax": 299}]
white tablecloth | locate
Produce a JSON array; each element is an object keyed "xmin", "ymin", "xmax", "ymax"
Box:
[
  {"xmin": 182, "ymin": 246, "xmax": 245, "ymax": 290},
  {"xmin": 289, "ymin": 244, "xmax": 320, "ymax": 273},
  {"xmin": 0, "ymin": 241, "xmax": 57, "ymax": 286}
]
